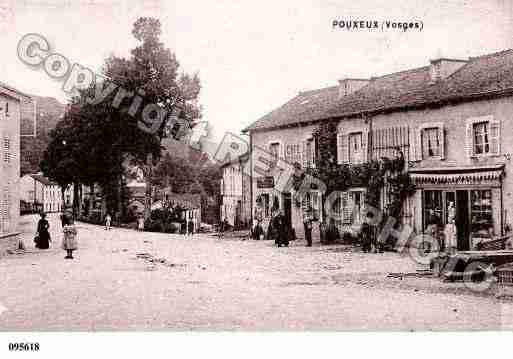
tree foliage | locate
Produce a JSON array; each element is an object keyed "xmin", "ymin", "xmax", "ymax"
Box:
[{"xmin": 41, "ymin": 17, "xmax": 202, "ymax": 215}]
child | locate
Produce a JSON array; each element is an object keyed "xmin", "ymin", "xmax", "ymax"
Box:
[
  {"xmin": 137, "ymin": 215, "xmax": 144, "ymax": 232},
  {"xmin": 62, "ymin": 214, "xmax": 78, "ymax": 259},
  {"xmin": 105, "ymin": 213, "xmax": 112, "ymax": 230}
]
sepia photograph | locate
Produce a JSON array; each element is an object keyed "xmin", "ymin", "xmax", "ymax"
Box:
[{"xmin": 1, "ymin": 0, "xmax": 513, "ymax": 356}]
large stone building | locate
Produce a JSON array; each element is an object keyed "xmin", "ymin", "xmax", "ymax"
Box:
[
  {"xmin": 0, "ymin": 83, "xmax": 29, "ymax": 254},
  {"xmin": 244, "ymin": 49, "xmax": 513, "ymax": 250}
]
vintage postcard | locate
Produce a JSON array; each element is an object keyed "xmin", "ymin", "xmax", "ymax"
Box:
[{"xmin": 1, "ymin": 0, "xmax": 513, "ymax": 356}]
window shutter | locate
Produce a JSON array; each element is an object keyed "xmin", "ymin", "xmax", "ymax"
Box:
[
  {"xmin": 416, "ymin": 128, "xmax": 422, "ymax": 161},
  {"xmin": 341, "ymin": 191, "xmax": 351, "ymax": 224},
  {"xmin": 362, "ymin": 130, "xmax": 369, "ymax": 162},
  {"xmin": 337, "ymin": 134, "xmax": 342, "ymax": 164},
  {"xmin": 301, "ymin": 140, "xmax": 307, "ymax": 168},
  {"xmin": 489, "ymin": 120, "xmax": 500, "ymax": 155},
  {"xmin": 348, "ymin": 192, "xmax": 355, "ymax": 224},
  {"xmin": 311, "ymin": 138, "xmax": 316, "ymax": 167},
  {"xmin": 337, "ymin": 134, "xmax": 349, "ymax": 164},
  {"xmin": 3, "ymin": 137, "xmax": 10, "ymax": 164},
  {"xmin": 465, "ymin": 121, "xmax": 474, "ymax": 158},
  {"xmin": 438, "ymin": 124, "xmax": 445, "ymax": 160}
]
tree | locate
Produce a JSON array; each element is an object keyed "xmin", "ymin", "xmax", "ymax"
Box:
[{"xmin": 42, "ymin": 17, "xmax": 202, "ymax": 219}]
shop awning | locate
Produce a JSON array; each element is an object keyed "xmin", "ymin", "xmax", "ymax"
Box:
[{"xmin": 409, "ymin": 164, "xmax": 505, "ymax": 186}]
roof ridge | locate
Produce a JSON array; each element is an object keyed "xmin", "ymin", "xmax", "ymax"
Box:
[
  {"xmin": 371, "ymin": 65, "xmax": 430, "ymax": 80},
  {"xmin": 299, "ymin": 85, "xmax": 338, "ymax": 96},
  {"xmin": 469, "ymin": 48, "xmax": 513, "ymax": 60}
]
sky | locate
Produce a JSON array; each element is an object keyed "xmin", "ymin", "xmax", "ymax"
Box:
[{"xmin": 1, "ymin": 0, "xmax": 513, "ymax": 142}]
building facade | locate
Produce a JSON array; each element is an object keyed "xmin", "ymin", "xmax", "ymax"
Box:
[
  {"xmin": 19, "ymin": 173, "xmax": 73, "ymax": 213},
  {"xmin": 244, "ymin": 49, "xmax": 513, "ymax": 249},
  {"xmin": 220, "ymin": 156, "xmax": 251, "ymax": 227},
  {"xmin": 0, "ymin": 83, "xmax": 26, "ymax": 253}
]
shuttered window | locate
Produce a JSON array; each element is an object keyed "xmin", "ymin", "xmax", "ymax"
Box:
[
  {"xmin": 349, "ymin": 132, "xmax": 363, "ymax": 164},
  {"xmin": 421, "ymin": 127, "xmax": 440, "ymax": 157},
  {"xmin": 3, "ymin": 137, "xmax": 10, "ymax": 163},
  {"xmin": 465, "ymin": 116, "xmax": 500, "ymax": 157},
  {"xmin": 338, "ymin": 130, "xmax": 368, "ymax": 164},
  {"xmin": 418, "ymin": 123, "xmax": 445, "ymax": 160},
  {"xmin": 305, "ymin": 138, "xmax": 315, "ymax": 168},
  {"xmin": 285, "ymin": 144, "xmax": 301, "ymax": 164},
  {"xmin": 1, "ymin": 185, "xmax": 9, "ymax": 220},
  {"xmin": 269, "ymin": 142, "xmax": 280, "ymax": 160},
  {"xmin": 337, "ymin": 133, "xmax": 349, "ymax": 164}
]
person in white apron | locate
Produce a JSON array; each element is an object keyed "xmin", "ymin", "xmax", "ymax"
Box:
[{"xmin": 444, "ymin": 202, "xmax": 457, "ymax": 253}]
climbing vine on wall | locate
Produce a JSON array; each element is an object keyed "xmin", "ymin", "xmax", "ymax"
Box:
[{"xmin": 293, "ymin": 121, "xmax": 415, "ymax": 224}]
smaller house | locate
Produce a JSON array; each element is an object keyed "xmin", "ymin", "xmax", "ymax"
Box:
[
  {"xmin": 153, "ymin": 189, "xmax": 202, "ymax": 233},
  {"xmin": 19, "ymin": 173, "xmax": 72, "ymax": 213},
  {"xmin": 220, "ymin": 155, "xmax": 251, "ymax": 228}
]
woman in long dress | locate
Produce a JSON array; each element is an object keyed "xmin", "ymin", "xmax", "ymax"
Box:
[
  {"xmin": 35, "ymin": 213, "xmax": 51, "ymax": 249},
  {"xmin": 268, "ymin": 202, "xmax": 288, "ymax": 247},
  {"xmin": 444, "ymin": 202, "xmax": 457, "ymax": 253}
]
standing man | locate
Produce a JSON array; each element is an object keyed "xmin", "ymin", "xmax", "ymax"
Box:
[{"xmin": 302, "ymin": 199, "xmax": 314, "ymax": 247}]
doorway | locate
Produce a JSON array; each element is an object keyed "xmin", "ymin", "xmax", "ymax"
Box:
[
  {"xmin": 456, "ymin": 190, "xmax": 470, "ymax": 251},
  {"xmin": 283, "ymin": 193, "xmax": 292, "ymax": 228}
]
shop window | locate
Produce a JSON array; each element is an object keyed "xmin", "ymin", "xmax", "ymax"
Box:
[
  {"xmin": 471, "ymin": 190, "xmax": 493, "ymax": 233},
  {"xmin": 423, "ymin": 190, "xmax": 443, "ymax": 227}
]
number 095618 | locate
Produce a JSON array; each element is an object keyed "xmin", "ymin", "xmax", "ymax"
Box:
[{"xmin": 8, "ymin": 343, "xmax": 40, "ymax": 351}]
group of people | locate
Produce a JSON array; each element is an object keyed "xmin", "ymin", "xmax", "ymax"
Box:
[
  {"xmin": 425, "ymin": 201, "xmax": 458, "ymax": 254},
  {"xmin": 251, "ymin": 196, "xmax": 315, "ymax": 248},
  {"xmin": 34, "ymin": 211, "xmax": 78, "ymax": 259}
]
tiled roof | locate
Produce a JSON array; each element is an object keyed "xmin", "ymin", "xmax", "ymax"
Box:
[
  {"xmin": 244, "ymin": 86, "xmax": 340, "ymax": 131},
  {"xmin": 0, "ymin": 81, "xmax": 32, "ymax": 99},
  {"xmin": 244, "ymin": 49, "xmax": 513, "ymax": 132}
]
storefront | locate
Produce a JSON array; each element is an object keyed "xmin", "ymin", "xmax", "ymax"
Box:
[{"xmin": 410, "ymin": 164, "xmax": 504, "ymax": 251}]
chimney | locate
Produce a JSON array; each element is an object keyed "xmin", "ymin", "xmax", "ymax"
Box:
[
  {"xmin": 429, "ymin": 58, "xmax": 467, "ymax": 83},
  {"xmin": 338, "ymin": 78, "xmax": 369, "ymax": 98}
]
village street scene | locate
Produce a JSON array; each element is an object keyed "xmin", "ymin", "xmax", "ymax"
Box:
[
  {"xmin": 1, "ymin": 213, "xmax": 511, "ymax": 330},
  {"xmin": 2, "ymin": 0, "xmax": 513, "ymax": 334}
]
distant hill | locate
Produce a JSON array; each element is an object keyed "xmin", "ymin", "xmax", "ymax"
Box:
[{"xmin": 20, "ymin": 95, "xmax": 66, "ymax": 175}]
